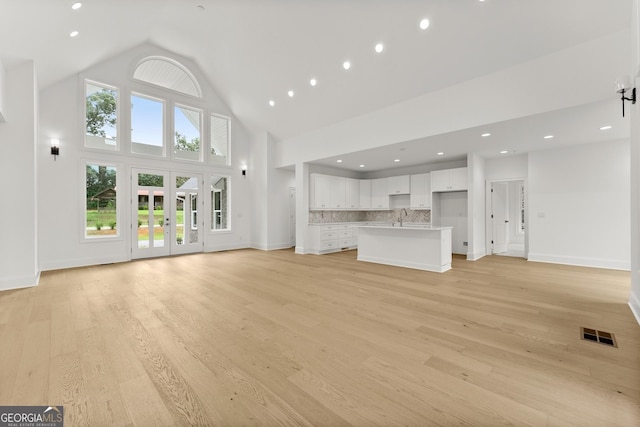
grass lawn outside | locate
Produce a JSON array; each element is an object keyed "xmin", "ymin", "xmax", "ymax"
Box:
[{"xmin": 86, "ymin": 209, "xmax": 185, "ymax": 240}]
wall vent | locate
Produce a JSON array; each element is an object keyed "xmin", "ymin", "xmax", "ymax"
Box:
[{"xmin": 581, "ymin": 327, "xmax": 617, "ymax": 347}]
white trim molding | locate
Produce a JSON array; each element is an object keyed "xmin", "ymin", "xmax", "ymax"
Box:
[{"xmin": 527, "ymin": 253, "xmax": 630, "ymax": 271}]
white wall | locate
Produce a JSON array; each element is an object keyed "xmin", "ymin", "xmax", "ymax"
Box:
[
  {"xmin": 37, "ymin": 44, "xmax": 252, "ymax": 271},
  {"xmin": 485, "ymin": 154, "xmax": 528, "ymax": 181},
  {"xmin": 0, "ymin": 60, "xmax": 6, "ymax": 123},
  {"xmin": 467, "ymin": 154, "xmax": 485, "ymax": 260},
  {"xmin": 628, "ymin": 0, "xmax": 640, "ymax": 323},
  {"xmin": 528, "ymin": 140, "xmax": 630, "ymax": 270},
  {"xmin": 0, "ymin": 61, "xmax": 39, "ymax": 290},
  {"xmin": 276, "ymin": 31, "xmax": 630, "ymax": 168}
]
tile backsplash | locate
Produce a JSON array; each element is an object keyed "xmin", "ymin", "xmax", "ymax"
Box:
[{"xmin": 309, "ymin": 209, "xmax": 430, "ymax": 224}]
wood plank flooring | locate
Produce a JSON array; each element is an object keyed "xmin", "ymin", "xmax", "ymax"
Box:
[{"xmin": 0, "ymin": 249, "xmax": 638, "ymax": 426}]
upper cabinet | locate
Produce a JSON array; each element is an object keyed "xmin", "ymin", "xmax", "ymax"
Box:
[
  {"xmin": 330, "ymin": 175, "xmax": 347, "ymax": 209},
  {"xmin": 371, "ymin": 178, "xmax": 390, "ymax": 209},
  {"xmin": 431, "ymin": 167, "xmax": 468, "ymax": 192},
  {"xmin": 387, "ymin": 175, "xmax": 410, "ymax": 195},
  {"xmin": 345, "ymin": 178, "xmax": 360, "ymax": 209},
  {"xmin": 410, "ymin": 173, "xmax": 431, "ymax": 209},
  {"xmin": 310, "ymin": 173, "xmax": 330, "ymax": 209},
  {"xmin": 359, "ymin": 179, "xmax": 372, "ymax": 209}
]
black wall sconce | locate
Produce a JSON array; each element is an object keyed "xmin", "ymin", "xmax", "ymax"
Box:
[
  {"xmin": 50, "ymin": 138, "xmax": 60, "ymax": 160},
  {"xmin": 616, "ymin": 77, "xmax": 636, "ymax": 117},
  {"xmin": 241, "ymin": 164, "xmax": 247, "ymax": 176}
]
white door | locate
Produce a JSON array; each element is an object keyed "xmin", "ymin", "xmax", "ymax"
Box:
[
  {"xmin": 491, "ymin": 182, "xmax": 509, "ymax": 254},
  {"xmin": 132, "ymin": 169, "xmax": 203, "ymax": 259}
]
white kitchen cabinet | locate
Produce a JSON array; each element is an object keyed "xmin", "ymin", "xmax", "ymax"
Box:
[
  {"xmin": 308, "ymin": 224, "xmax": 357, "ymax": 254},
  {"xmin": 330, "ymin": 175, "xmax": 346, "ymax": 209},
  {"xmin": 359, "ymin": 179, "xmax": 371, "ymax": 209},
  {"xmin": 345, "ymin": 178, "xmax": 360, "ymax": 209},
  {"xmin": 371, "ymin": 178, "xmax": 390, "ymax": 209},
  {"xmin": 387, "ymin": 175, "xmax": 410, "ymax": 195},
  {"xmin": 310, "ymin": 173, "xmax": 331, "ymax": 209},
  {"xmin": 410, "ymin": 173, "xmax": 431, "ymax": 209},
  {"xmin": 431, "ymin": 167, "xmax": 468, "ymax": 192}
]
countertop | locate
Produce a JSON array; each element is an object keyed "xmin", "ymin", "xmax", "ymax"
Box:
[{"xmin": 359, "ymin": 224, "xmax": 452, "ymax": 231}]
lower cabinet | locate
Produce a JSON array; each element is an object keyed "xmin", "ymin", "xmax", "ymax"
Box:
[{"xmin": 309, "ymin": 224, "xmax": 357, "ymax": 254}]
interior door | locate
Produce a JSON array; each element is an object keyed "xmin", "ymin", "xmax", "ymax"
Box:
[
  {"xmin": 491, "ymin": 182, "xmax": 509, "ymax": 254},
  {"xmin": 132, "ymin": 169, "xmax": 203, "ymax": 259}
]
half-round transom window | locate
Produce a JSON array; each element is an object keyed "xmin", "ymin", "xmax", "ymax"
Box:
[{"xmin": 133, "ymin": 56, "xmax": 202, "ymax": 98}]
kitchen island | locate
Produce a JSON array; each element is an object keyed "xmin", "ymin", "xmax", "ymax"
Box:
[{"xmin": 357, "ymin": 225, "xmax": 453, "ymax": 273}]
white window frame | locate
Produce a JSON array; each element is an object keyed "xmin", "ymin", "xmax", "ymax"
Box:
[
  {"xmin": 84, "ymin": 79, "xmax": 120, "ymax": 152},
  {"xmin": 209, "ymin": 113, "xmax": 231, "ymax": 166},
  {"xmin": 130, "ymin": 91, "xmax": 166, "ymax": 158},
  {"xmin": 173, "ymin": 103, "xmax": 203, "ymax": 162}
]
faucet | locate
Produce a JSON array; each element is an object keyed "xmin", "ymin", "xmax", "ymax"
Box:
[{"xmin": 399, "ymin": 208, "xmax": 408, "ymax": 227}]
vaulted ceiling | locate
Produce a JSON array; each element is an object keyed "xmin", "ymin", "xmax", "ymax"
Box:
[{"xmin": 0, "ymin": 0, "xmax": 633, "ymax": 168}]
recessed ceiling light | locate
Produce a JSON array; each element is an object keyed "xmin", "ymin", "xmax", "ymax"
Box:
[
  {"xmin": 375, "ymin": 43, "xmax": 384, "ymax": 53},
  {"xmin": 437, "ymin": 152, "xmax": 444, "ymax": 156},
  {"xmin": 71, "ymin": 2, "xmax": 82, "ymax": 10},
  {"xmin": 394, "ymin": 159, "xmax": 400, "ymax": 162},
  {"xmin": 268, "ymin": 100, "xmax": 275, "ymax": 107},
  {"xmin": 343, "ymin": 61, "xmax": 351, "ymax": 70},
  {"xmin": 336, "ymin": 159, "xmax": 343, "ymax": 163},
  {"xmin": 69, "ymin": 30, "xmax": 79, "ymax": 37},
  {"xmin": 359, "ymin": 164, "xmax": 365, "ymax": 168},
  {"xmin": 287, "ymin": 90, "xmax": 294, "ymax": 97},
  {"xmin": 600, "ymin": 125, "xmax": 612, "ymax": 130},
  {"xmin": 310, "ymin": 78, "xmax": 317, "ymax": 86},
  {"xmin": 481, "ymin": 133, "xmax": 491, "ymax": 137},
  {"xmin": 500, "ymin": 150, "xmax": 509, "ymax": 154},
  {"xmin": 419, "ymin": 18, "xmax": 430, "ymax": 30},
  {"xmin": 544, "ymin": 135, "xmax": 554, "ymax": 139}
]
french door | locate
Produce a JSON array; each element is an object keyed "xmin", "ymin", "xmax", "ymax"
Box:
[{"xmin": 132, "ymin": 168, "xmax": 203, "ymax": 259}]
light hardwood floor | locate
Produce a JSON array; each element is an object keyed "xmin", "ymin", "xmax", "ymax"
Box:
[{"xmin": 0, "ymin": 249, "xmax": 639, "ymax": 426}]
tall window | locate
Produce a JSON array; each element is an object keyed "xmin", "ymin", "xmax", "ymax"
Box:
[
  {"xmin": 85, "ymin": 81, "xmax": 118, "ymax": 151},
  {"xmin": 210, "ymin": 114, "xmax": 230, "ymax": 165},
  {"xmin": 174, "ymin": 105, "xmax": 202, "ymax": 162},
  {"xmin": 131, "ymin": 93, "xmax": 164, "ymax": 157},
  {"xmin": 85, "ymin": 163, "xmax": 118, "ymax": 238},
  {"xmin": 210, "ymin": 176, "xmax": 229, "ymax": 230}
]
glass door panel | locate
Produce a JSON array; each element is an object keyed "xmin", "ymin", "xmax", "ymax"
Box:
[
  {"xmin": 172, "ymin": 174, "xmax": 202, "ymax": 254},
  {"xmin": 132, "ymin": 170, "xmax": 170, "ymax": 259}
]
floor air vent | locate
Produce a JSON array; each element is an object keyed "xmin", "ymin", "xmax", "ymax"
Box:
[{"xmin": 581, "ymin": 327, "xmax": 617, "ymax": 348}]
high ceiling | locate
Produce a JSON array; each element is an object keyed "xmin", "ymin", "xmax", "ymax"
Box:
[{"xmin": 0, "ymin": 0, "xmax": 633, "ymax": 168}]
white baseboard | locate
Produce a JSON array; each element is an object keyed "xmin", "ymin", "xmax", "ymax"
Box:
[
  {"xmin": 527, "ymin": 253, "xmax": 630, "ymax": 271},
  {"xmin": 40, "ymin": 255, "xmax": 128, "ymax": 272},
  {"xmin": 0, "ymin": 270, "xmax": 40, "ymax": 292},
  {"xmin": 629, "ymin": 291, "xmax": 640, "ymax": 326},
  {"xmin": 205, "ymin": 243, "xmax": 250, "ymax": 252},
  {"xmin": 467, "ymin": 249, "xmax": 486, "ymax": 261},
  {"xmin": 250, "ymin": 242, "xmax": 294, "ymax": 251},
  {"xmin": 295, "ymin": 246, "xmax": 306, "ymax": 254}
]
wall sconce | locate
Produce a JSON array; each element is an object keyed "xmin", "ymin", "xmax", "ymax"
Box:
[
  {"xmin": 241, "ymin": 164, "xmax": 247, "ymax": 176},
  {"xmin": 615, "ymin": 76, "xmax": 636, "ymax": 117},
  {"xmin": 50, "ymin": 138, "xmax": 60, "ymax": 160}
]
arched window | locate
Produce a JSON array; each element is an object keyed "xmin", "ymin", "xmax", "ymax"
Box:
[{"xmin": 133, "ymin": 56, "xmax": 202, "ymax": 98}]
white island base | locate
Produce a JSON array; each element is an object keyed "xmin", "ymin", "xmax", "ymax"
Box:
[{"xmin": 357, "ymin": 226, "xmax": 453, "ymax": 273}]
